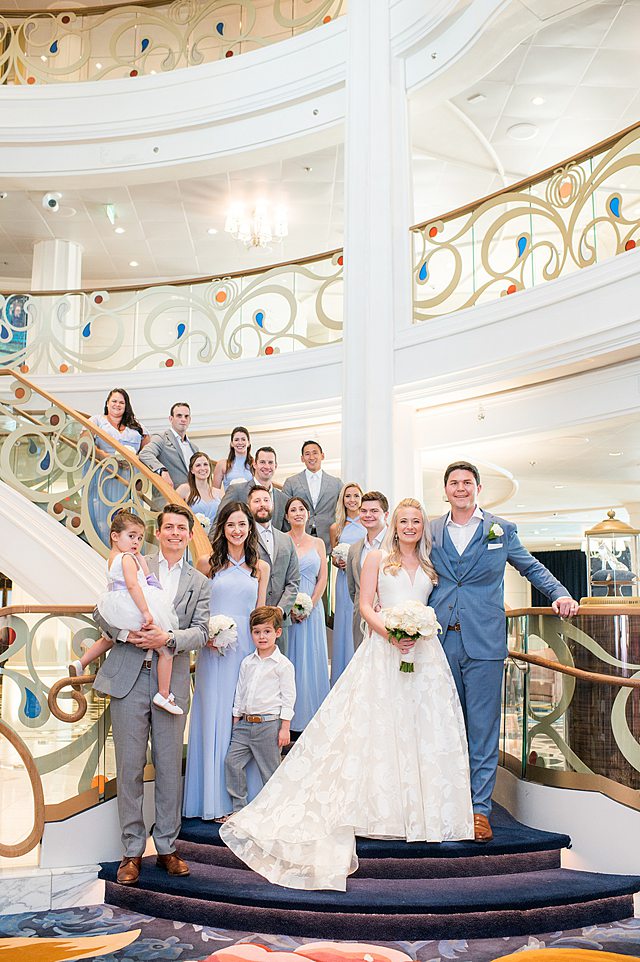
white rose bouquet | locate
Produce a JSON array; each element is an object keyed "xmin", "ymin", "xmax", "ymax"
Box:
[
  {"xmin": 208, "ymin": 615, "xmax": 238, "ymax": 655},
  {"xmin": 292, "ymin": 592, "xmax": 314, "ymax": 620},
  {"xmin": 383, "ymin": 600, "xmax": 441, "ymax": 673},
  {"xmin": 331, "ymin": 542, "xmax": 350, "ymax": 566},
  {"xmin": 195, "ymin": 512, "xmax": 212, "ymax": 533}
]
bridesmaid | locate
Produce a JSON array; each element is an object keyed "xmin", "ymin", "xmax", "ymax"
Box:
[
  {"xmin": 212, "ymin": 426, "xmax": 254, "ymax": 491},
  {"xmin": 183, "ymin": 501, "xmax": 269, "ymax": 821},
  {"xmin": 176, "ymin": 452, "xmax": 223, "ymax": 532},
  {"xmin": 329, "ymin": 482, "xmax": 365, "ymax": 685},
  {"xmin": 285, "ymin": 496, "xmax": 329, "ymax": 732}
]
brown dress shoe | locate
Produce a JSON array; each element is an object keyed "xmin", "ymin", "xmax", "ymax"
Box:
[
  {"xmin": 473, "ymin": 813, "xmax": 493, "ymax": 842},
  {"xmin": 156, "ymin": 852, "xmax": 190, "ymax": 876},
  {"xmin": 117, "ymin": 856, "xmax": 142, "ymax": 885}
]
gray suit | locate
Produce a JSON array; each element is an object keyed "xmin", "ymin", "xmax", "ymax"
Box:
[
  {"xmin": 346, "ymin": 538, "xmax": 366, "ymax": 650},
  {"xmin": 219, "ymin": 481, "xmax": 287, "ymax": 531},
  {"xmin": 139, "ymin": 430, "xmax": 199, "ymax": 509},
  {"xmin": 93, "ymin": 554, "xmax": 210, "ymax": 857},
  {"xmin": 282, "ymin": 470, "xmax": 343, "ymax": 552},
  {"xmin": 256, "ymin": 527, "xmax": 300, "ymax": 654}
]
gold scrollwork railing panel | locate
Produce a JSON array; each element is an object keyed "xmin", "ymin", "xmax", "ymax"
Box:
[
  {"xmin": 502, "ymin": 606, "xmax": 640, "ymax": 810},
  {"xmin": 413, "ymin": 122, "xmax": 640, "ymax": 323},
  {"xmin": 0, "ymin": 369, "xmax": 211, "ymax": 560},
  {"xmin": 0, "ymin": 607, "xmax": 103, "ymax": 856},
  {"xmin": 0, "ymin": 0, "xmax": 345, "ymax": 85},
  {"xmin": 0, "ymin": 250, "xmax": 344, "ymax": 376}
]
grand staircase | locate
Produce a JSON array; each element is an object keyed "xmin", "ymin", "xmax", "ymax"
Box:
[{"xmin": 100, "ymin": 804, "xmax": 639, "ymax": 939}]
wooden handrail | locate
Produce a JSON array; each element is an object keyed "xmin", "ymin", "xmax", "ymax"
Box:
[
  {"xmin": 0, "ymin": 368, "xmax": 211, "ymax": 563},
  {"xmin": 508, "ymin": 649, "xmax": 640, "ymax": 689},
  {"xmin": 411, "ymin": 119, "xmax": 640, "ymax": 232},
  {"xmin": 0, "ymin": 0, "xmax": 185, "ymax": 16},
  {"xmin": 0, "ymin": 605, "xmax": 92, "ymax": 616}
]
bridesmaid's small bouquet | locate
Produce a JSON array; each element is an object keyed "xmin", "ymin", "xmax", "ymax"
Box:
[
  {"xmin": 292, "ymin": 592, "xmax": 314, "ymax": 620},
  {"xmin": 383, "ymin": 600, "xmax": 441, "ymax": 673},
  {"xmin": 195, "ymin": 512, "xmax": 212, "ymax": 532},
  {"xmin": 208, "ymin": 615, "xmax": 238, "ymax": 655},
  {"xmin": 331, "ymin": 542, "xmax": 350, "ymax": 565}
]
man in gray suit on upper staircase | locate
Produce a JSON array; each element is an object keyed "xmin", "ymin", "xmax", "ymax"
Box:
[
  {"xmin": 93, "ymin": 504, "xmax": 210, "ymax": 886},
  {"xmin": 246, "ymin": 485, "xmax": 300, "ymax": 654},
  {"xmin": 346, "ymin": 490, "xmax": 389, "ymax": 650},
  {"xmin": 429, "ymin": 461, "xmax": 579, "ymax": 843},
  {"xmin": 282, "ymin": 439, "xmax": 343, "ymax": 553},
  {"xmin": 218, "ymin": 445, "xmax": 287, "ymax": 530},
  {"xmin": 139, "ymin": 403, "xmax": 199, "ymax": 509}
]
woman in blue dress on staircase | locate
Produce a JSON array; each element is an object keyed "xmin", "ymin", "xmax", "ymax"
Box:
[
  {"xmin": 285, "ymin": 496, "xmax": 329, "ymax": 732},
  {"xmin": 176, "ymin": 452, "xmax": 223, "ymax": 534},
  {"xmin": 329, "ymin": 482, "xmax": 365, "ymax": 685},
  {"xmin": 183, "ymin": 500, "xmax": 269, "ymax": 821},
  {"xmin": 212, "ymin": 426, "xmax": 254, "ymax": 491}
]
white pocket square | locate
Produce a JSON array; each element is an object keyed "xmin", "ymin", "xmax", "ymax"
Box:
[{"xmin": 488, "ymin": 543, "xmax": 503, "ymax": 550}]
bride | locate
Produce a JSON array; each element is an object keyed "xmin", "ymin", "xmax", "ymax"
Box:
[{"xmin": 220, "ymin": 498, "xmax": 473, "ymax": 890}]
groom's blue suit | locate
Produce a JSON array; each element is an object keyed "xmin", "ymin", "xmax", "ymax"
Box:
[{"xmin": 429, "ymin": 510, "xmax": 570, "ymax": 816}]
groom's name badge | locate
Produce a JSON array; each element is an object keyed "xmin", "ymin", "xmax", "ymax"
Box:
[{"xmin": 488, "ymin": 543, "xmax": 503, "ymax": 550}]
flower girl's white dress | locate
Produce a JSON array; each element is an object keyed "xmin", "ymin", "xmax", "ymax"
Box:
[
  {"xmin": 220, "ymin": 557, "xmax": 474, "ymax": 891},
  {"xmin": 97, "ymin": 552, "xmax": 178, "ymax": 636}
]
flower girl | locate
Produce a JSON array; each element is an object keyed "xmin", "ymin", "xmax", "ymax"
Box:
[{"xmin": 69, "ymin": 510, "xmax": 182, "ymax": 715}]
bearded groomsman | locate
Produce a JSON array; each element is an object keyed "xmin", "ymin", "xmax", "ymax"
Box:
[
  {"xmin": 218, "ymin": 446, "xmax": 287, "ymax": 529},
  {"xmin": 346, "ymin": 490, "xmax": 389, "ymax": 649},
  {"xmin": 429, "ymin": 461, "xmax": 579, "ymax": 843},
  {"xmin": 282, "ymin": 440, "xmax": 343, "ymax": 553}
]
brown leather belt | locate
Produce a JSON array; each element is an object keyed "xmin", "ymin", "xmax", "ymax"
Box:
[
  {"xmin": 243, "ymin": 713, "xmax": 279, "ymax": 723},
  {"xmin": 448, "ymin": 623, "xmax": 462, "ymax": 631}
]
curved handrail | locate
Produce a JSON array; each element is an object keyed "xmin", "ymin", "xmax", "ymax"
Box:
[
  {"xmin": 508, "ymin": 649, "xmax": 640, "ymax": 690},
  {"xmin": 0, "ymin": 720, "xmax": 45, "ymax": 857}
]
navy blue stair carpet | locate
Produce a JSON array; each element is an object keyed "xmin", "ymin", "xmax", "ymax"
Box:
[{"xmin": 101, "ymin": 802, "xmax": 640, "ymax": 940}]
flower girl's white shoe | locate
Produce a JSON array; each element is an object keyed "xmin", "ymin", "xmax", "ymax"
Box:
[
  {"xmin": 68, "ymin": 659, "xmax": 84, "ymax": 690},
  {"xmin": 152, "ymin": 692, "xmax": 184, "ymax": 715}
]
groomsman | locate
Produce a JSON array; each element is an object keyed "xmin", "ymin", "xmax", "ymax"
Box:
[
  {"xmin": 218, "ymin": 446, "xmax": 287, "ymax": 529},
  {"xmin": 247, "ymin": 485, "xmax": 300, "ymax": 654},
  {"xmin": 346, "ymin": 490, "xmax": 389, "ymax": 649},
  {"xmin": 140, "ymin": 403, "xmax": 198, "ymax": 509},
  {"xmin": 282, "ymin": 440, "xmax": 343, "ymax": 552},
  {"xmin": 429, "ymin": 461, "xmax": 579, "ymax": 842}
]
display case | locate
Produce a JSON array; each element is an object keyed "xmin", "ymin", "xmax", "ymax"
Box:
[{"xmin": 585, "ymin": 510, "xmax": 639, "ymax": 599}]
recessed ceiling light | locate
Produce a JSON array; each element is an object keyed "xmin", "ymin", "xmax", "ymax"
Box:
[
  {"xmin": 467, "ymin": 93, "xmax": 485, "ymax": 105},
  {"xmin": 533, "ymin": 530, "xmax": 540, "ymax": 535},
  {"xmin": 508, "ymin": 123, "xmax": 538, "ymax": 141},
  {"xmin": 114, "ymin": 227, "xmax": 125, "ymax": 234},
  {"xmin": 609, "ymin": 451, "xmax": 623, "ymax": 456},
  {"xmin": 129, "ymin": 260, "xmax": 139, "ymax": 267},
  {"xmin": 207, "ymin": 228, "xmax": 218, "ymax": 235},
  {"xmin": 554, "ymin": 484, "xmax": 566, "ymax": 489},
  {"xmin": 532, "ymin": 96, "xmax": 545, "ymax": 106}
]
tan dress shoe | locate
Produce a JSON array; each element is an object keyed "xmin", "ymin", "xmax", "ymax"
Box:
[
  {"xmin": 473, "ymin": 813, "xmax": 493, "ymax": 842},
  {"xmin": 156, "ymin": 852, "xmax": 190, "ymax": 876},
  {"xmin": 117, "ymin": 856, "xmax": 142, "ymax": 885}
]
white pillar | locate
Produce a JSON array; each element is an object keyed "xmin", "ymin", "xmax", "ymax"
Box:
[
  {"xmin": 31, "ymin": 239, "xmax": 82, "ymax": 291},
  {"xmin": 341, "ymin": 0, "xmax": 413, "ymax": 502},
  {"xmin": 31, "ymin": 239, "xmax": 83, "ymax": 373}
]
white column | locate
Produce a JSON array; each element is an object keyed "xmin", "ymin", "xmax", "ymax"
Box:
[
  {"xmin": 31, "ymin": 239, "xmax": 83, "ymax": 373},
  {"xmin": 341, "ymin": 0, "xmax": 413, "ymax": 502},
  {"xmin": 31, "ymin": 239, "xmax": 82, "ymax": 291}
]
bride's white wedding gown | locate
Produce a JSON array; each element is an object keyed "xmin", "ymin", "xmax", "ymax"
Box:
[{"xmin": 220, "ymin": 560, "xmax": 474, "ymax": 890}]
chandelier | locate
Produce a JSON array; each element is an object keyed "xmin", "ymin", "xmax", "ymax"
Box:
[{"xmin": 224, "ymin": 202, "xmax": 288, "ymax": 249}]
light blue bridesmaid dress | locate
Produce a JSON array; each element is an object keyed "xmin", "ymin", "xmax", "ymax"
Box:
[
  {"xmin": 288, "ymin": 549, "xmax": 330, "ymax": 731},
  {"xmin": 330, "ymin": 516, "xmax": 366, "ymax": 686},
  {"xmin": 183, "ymin": 558, "xmax": 261, "ymax": 819},
  {"xmin": 87, "ymin": 415, "xmax": 145, "ymax": 550},
  {"xmin": 189, "ymin": 494, "xmax": 220, "ymax": 529},
  {"xmin": 222, "ymin": 456, "xmax": 253, "ymax": 491}
]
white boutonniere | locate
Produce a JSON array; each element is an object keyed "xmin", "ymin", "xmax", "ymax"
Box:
[{"xmin": 486, "ymin": 522, "xmax": 504, "ymax": 542}]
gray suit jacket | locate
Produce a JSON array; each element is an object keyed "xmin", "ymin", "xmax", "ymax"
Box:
[
  {"xmin": 257, "ymin": 528, "xmax": 300, "ymax": 656},
  {"xmin": 282, "ymin": 470, "xmax": 343, "ymax": 552},
  {"xmin": 346, "ymin": 537, "xmax": 366, "ymax": 649},
  {"xmin": 219, "ymin": 480, "xmax": 287, "ymax": 530},
  {"xmin": 139, "ymin": 430, "xmax": 199, "ymax": 509},
  {"xmin": 92, "ymin": 553, "xmax": 210, "ymax": 701}
]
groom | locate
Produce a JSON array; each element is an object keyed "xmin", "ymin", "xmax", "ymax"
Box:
[{"xmin": 429, "ymin": 461, "xmax": 578, "ymax": 842}]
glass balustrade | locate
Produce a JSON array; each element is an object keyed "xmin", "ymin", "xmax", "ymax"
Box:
[
  {"xmin": 413, "ymin": 122, "xmax": 640, "ymax": 323},
  {"xmin": 0, "ymin": 250, "xmax": 344, "ymax": 377},
  {"xmin": 0, "ymin": 0, "xmax": 345, "ymax": 85},
  {"xmin": 502, "ymin": 605, "xmax": 640, "ymax": 810}
]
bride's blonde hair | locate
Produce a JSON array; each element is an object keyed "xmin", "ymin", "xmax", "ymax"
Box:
[{"xmin": 381, "ymin": 498, "xmax": 437, "ymax": 584}]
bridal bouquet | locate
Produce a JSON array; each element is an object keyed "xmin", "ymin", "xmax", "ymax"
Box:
[
  {"xmin": 195, "ymin": 512, "xmax": 212, "ymax": 533},
  {"xmin": 292, "ymin": 592, "xmax": 314, "ymax": 620},
  {"xmin": 331, "ymin": 542, "xmax": 350, "ymax": 565},
  {"xmin": 208, "ymin": 615, "xmax": 238, "ymax": 655},
  {"xmin": 383, "ymin": 600, "xmax": 441, "ymax": 673}
]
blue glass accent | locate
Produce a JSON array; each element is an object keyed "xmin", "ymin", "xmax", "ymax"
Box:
[
  {"xmin": 28, "ymin": 438, "xmax": 38, "ymax": 455},
  {"xmin": 141, "ymin": 38, "xmax": 149, "ymax": 52},
  {"xmin": 517, "ymin": 235, "xmax": 527, "ymax": 257},
  {"xmin": 418, "ymin": 262, "xmax": 428, "ymax": 282},
  {"xmin": 40, "ymin": 451, "xmax": 51, "ymax": 471},
  {"xmin": 255, "ymin": 311, "xmax": 264, "ymax": 328},
  {"xmin": 82, "ymin": 322, "xmax": 91, "ymax": 338},
  {"xmin": 216, "ymin": 21, "xmax": 224, "ymax": 35},
  {"xmin": 609, "ymin": 195, "xmax": 621, "ymax": 218},
  {"xmin": 177, "ymin": 322, "xmax": 186, "ymax": 339},
  {"xmin": 24, "ymin": 688, "xmax": 41, "ymax": 719},
  {"xmin": 49, "ymin": 40, "xmax": 58, "ymax": 54},
  {"xmin": 0, "ymin": 326, "xmax": 10, "ymax": 341}
]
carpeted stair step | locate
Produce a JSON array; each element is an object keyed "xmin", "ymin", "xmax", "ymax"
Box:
[{"xmin": 101, "ymin": 859, "xmax": 640, "ymax": 940}]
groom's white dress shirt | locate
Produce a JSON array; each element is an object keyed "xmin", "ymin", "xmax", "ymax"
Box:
[
  {"xmin": 305, "ymin": 468, "xmax": 323, "ymax": 507},
  {"xmin": 445, "ymin": 506, "xmax": 484, "ymax": 555}
]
